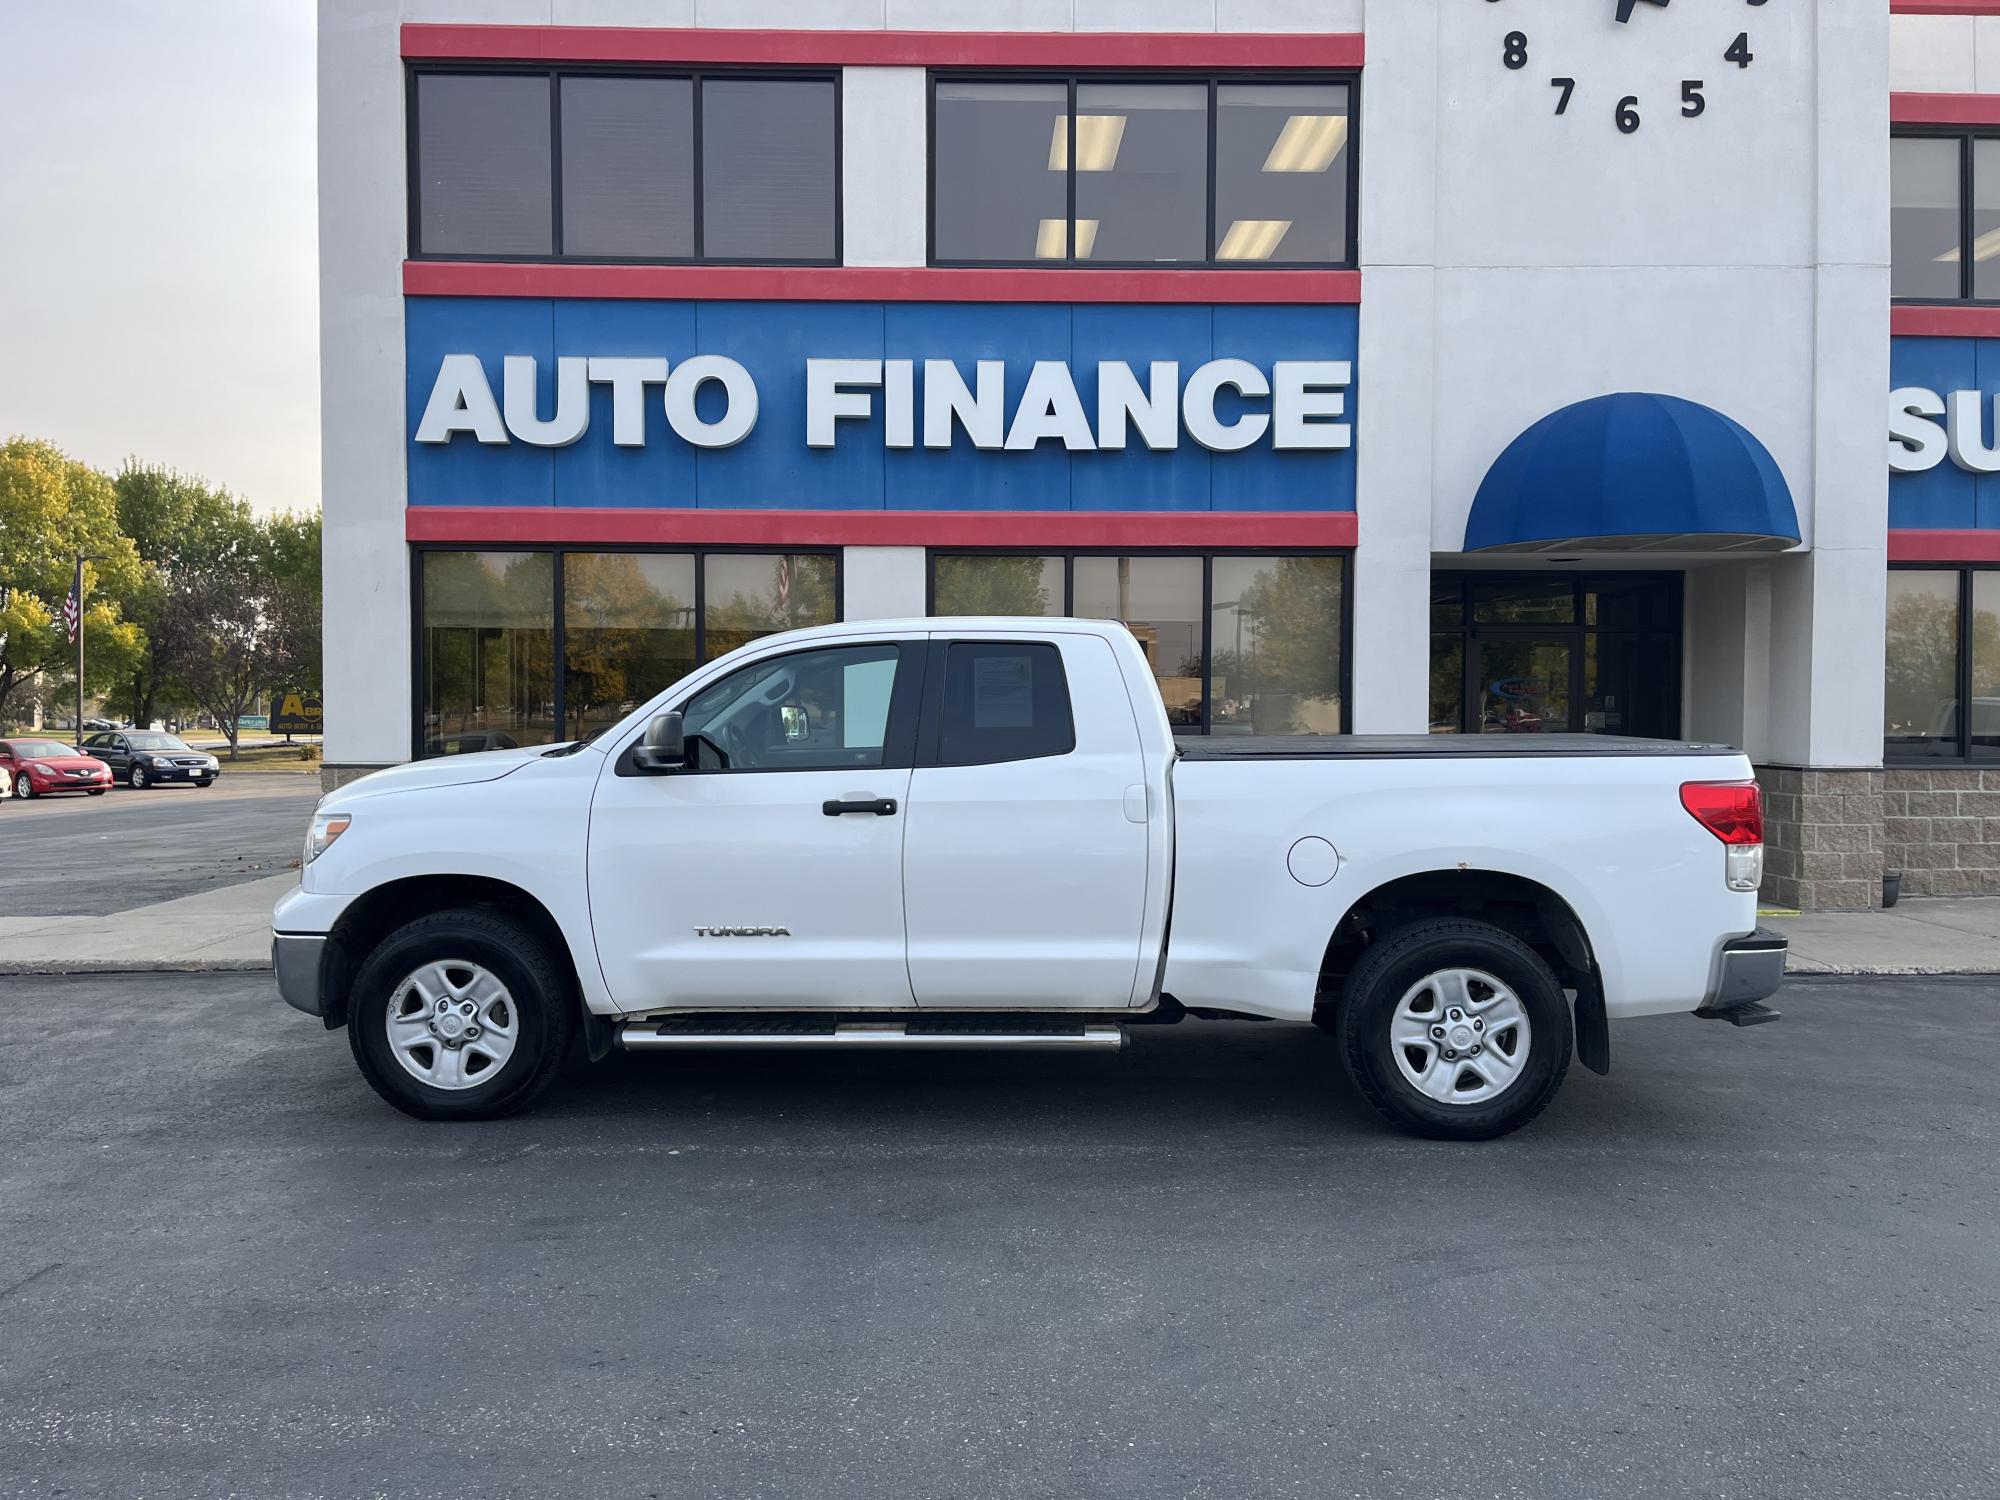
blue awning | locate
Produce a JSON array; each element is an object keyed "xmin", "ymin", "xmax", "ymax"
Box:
[{"xmin": 1463, "ymin": 393, "xmax": 1801, "ymax": 553}]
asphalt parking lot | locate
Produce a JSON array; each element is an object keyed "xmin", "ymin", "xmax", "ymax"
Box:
[
  {"xmin": 0, "ymin": 972, "xmax": 1992, "ymax": 1499},
  {"xmin": 0, "ymin": 775, "xmax": 320, "ymax": 916}
]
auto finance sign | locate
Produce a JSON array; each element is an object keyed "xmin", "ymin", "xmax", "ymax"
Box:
[{"xmin": 405, "ymin": 297, "xmax": 1359, "ymax": 512}]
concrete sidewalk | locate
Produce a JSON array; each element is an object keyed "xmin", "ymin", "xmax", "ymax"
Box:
[
  {"xmin": 2, "ymin": 873, "xmax": 1998, "ymax": 979},
  {"xmin": 1768, "ymin": 895, "xmax": 2000, "ymax": 976},
  {"xmin": 0, "ymin": 873, "xmax": 295, "ymax": 974}
]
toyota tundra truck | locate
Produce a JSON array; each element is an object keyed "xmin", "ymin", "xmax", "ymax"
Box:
[{"xmin": 272, "ymin": 617, "xmax": 1786, "ymax": 1140}]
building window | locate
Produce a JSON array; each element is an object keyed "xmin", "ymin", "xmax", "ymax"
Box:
[
  {"xmin": 409, "ymin": 69, "xmax": 838, "ymax": 263},
  {"xmin": 929, "ymin": 551, "xmax": 1348, "ymax": 733},
  {"xmin": 1885, "ymin": 566, "xmax": 2000, "ymax": 761},
  {"xmin": 416, "ymin": 548, "xmax": 838, "ymax": 758},
  {"xmin": 1891, "ymin": 132, "xmax": 2000, "ymax": 301},
  {"xmin": 1427, "ymin": 574, "xmax": 1681, "ymax": 738},
  {"xmin": 930, "ymin": 76, "xmax": 1354, "ymax": 267}
]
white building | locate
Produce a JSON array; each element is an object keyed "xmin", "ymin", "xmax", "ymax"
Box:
[{"xmin": 317, "ymin": 0, "xmax": 2000, "ymax": 909}]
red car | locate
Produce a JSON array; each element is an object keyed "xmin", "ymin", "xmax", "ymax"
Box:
[{"xmin": 0, "ymin": 738, "xmax": 114, "ymax": 800}]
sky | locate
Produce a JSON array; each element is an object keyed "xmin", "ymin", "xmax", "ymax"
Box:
[{"xmin": 0, "ymin": 1, "xmax": 319, "ymax": 514}]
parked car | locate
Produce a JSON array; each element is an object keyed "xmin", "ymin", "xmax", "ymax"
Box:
[
  {"xmin": 273, "ymin": 618, "xmax": 1787, "ymax": 1140},
  {"xmin": 82, "ymin": 730, "xmax": 221, "ymax": 789},
  {"xmin": 0, "ymin": 737, "xmax": 114, "ymax": 799}
]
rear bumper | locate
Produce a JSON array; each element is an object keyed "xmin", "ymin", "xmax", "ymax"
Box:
[
  {"xmin": 272, "ymin": 933, "xmax": 327, "ymax": 1016},
  {"xmin": 1700, "ymin": 927, "xmax": 1788, "ymax": 1012}
]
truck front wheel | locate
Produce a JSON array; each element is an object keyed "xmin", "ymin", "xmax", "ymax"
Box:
[
  {"xmin": 1335, "ymin": 918, "xmax": 1572, "ymax": 1141},
  {"xmin": 346, "ymin": 908, "xmax": 573, "ymax": 1120}
]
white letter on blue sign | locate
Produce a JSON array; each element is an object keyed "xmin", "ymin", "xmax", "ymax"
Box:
[
  {"xmin": 1005, "ymin": 361, "xmax": 1096, "ymax": 451},
  {"xmin": 924, "ymin": 360, "xmax": 1005, "ymax": 449},
  {"xmin": 1097, "ymin": 362, "xmax": 1180, "ymax": 451},
  {"xmin": 664, "ymin": 357, "xmax": 759, "ymax": 448},
  {"xmin": 1183, "ymin": 359, "xmax": 1270, "ymax": 452},
  {"xmin": 503, "ymin": 355, "xmax": 591, "ymax": 447},
  {"xmin": 414, "ymin": 355, "xmax": 507, "ymax": 445},
  {"xmin": 588, "ymin": 357, "xmax": 669, "ymax": 447},
  {"xmin": 1272, "ymin": 361, "xmax": 1352, "ymax": 451},
  {"xmin": 807, "ymin": 359, "xmax": 881, "ymax": 448}
]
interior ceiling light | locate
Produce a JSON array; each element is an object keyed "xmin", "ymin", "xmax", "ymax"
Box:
[
  {"xmin": 1936, "ymin": 225, "xmax": 2000, "ymax": 264},
  {"xmin": 1048, "ymin": 115, "xmax": 1127, "ymax": 172},
  {"xmin": 1216, "ymin": 219, "xmax": 1293, "ymax": 260},
  {"xmin": 1262, "ymin": 115, "xmax": 1349, "ymax": 173},
  {"xmin": 1035, "ymin": 219, "xmax": 1099, "ymax": 259}
]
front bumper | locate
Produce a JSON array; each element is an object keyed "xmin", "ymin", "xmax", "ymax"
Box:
[
  {"xmin": 145, "ymin": 764, "xmax": 217, "ymax": 783},
  {"xmin": 1699, "ymin": 927, "xmax": 1787, "ymax": 1018},
  {"xmin": 272, "ymin": 932, "xmax": 327, "ymax": 1016}
]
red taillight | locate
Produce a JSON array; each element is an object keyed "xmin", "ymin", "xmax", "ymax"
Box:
[{"xmin": 1680, "ymin": 779, "xmax": 1763, "ymax": 845}]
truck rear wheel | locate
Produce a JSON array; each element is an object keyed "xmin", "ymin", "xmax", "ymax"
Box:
[
  {"xmin": 346, "ymin": 908, "xmax": 573, "ymax": 1121},
  {"xmin": 1335, "ymin": 918, "xmax": 1571, "ymax": 1141}
]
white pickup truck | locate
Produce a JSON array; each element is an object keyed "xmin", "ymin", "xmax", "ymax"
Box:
[{"xmin": 273, "ymin": 617, "xmax": 1785, "ymax": 1140}]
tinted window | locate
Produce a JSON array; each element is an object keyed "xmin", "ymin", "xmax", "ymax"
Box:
[
  {"xmin": 938, "ymin": 641, "xmax": 1075, "ymax": 766},
  {"xmin": 421, "ymin": 551, "xmax": 558, "ymax": 753},
  {"xmin": 1073, "ymin": 556, "xmax": 1204, "ymax": 729},
  {"xmin": 1892, "ymin": 136, "xmax": 1962, "ymax": 301},
  {"xmin": 1884, "ymin": 570, "xmax": 1960, "ymax": 757},
  {"xmin": 1975, "ymin": 571, "xmax": 2000, "ymax": 759},
  {"xmin": 1072, "ymin": 82, "xmax": 1207, "ymax": 263},
  {"xmin": 703, "ymin": 553, "xmax": 838, "ymax": 659},
  {"xmin": 1977, "ymin": 140, "xmax": 2000, "ymax": 303},
  {"xmin": 1208, "ymin": 555, "xmax": 1344, "ymax": 734},
  {"xmin": 563, "ymin": 552, "xmax": 697, "ymax": 741},
  {"xmin": 1215, "ymin": 83, "xmax": 1350, "ymax": 265},
  {"xmin": 559, "ymin": 76, "xmax": 694, "ymax": 259},
  {"xmin": 681, "ymin": 644, "xmax": 901, "ymax": 772},
  {"xmin": 933, "ymin": 81, "xmax": 1069, "ymax": 262},
  {"xmin": 415, "ymin": 73, "xmax": 553, "ymax": 256},
  {"xmin": 127, "ymin": 734, "xmax": 190, "ymax": 751},
  {"xmin": 701, "ymin": 78, "xmax": 837, "ymax": 262},
  {"xmin": 932, "ymin": 555, "xmax": 1064, "ymax": 616}
]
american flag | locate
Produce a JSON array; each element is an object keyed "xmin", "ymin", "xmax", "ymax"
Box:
[
  {"xmin": 775, "ymin": 555, "xmax": 791, "ymax": 615},
  {"xmin": 62, "ymin": 578, "xmax": 80, "ymax": 644}
]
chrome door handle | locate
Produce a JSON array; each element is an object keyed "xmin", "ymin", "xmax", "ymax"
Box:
[{"xmin": 823, "ymin": 797, "xmax": 898, "ymax": 816}]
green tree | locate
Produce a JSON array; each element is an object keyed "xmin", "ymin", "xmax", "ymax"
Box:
[
  {"xmin": 0, "ymin": 439, "xmax": 145, "ymax": 730},
  {"xmin": 111, "ymin": 463, "xmax": 259, "ymax": 727}
]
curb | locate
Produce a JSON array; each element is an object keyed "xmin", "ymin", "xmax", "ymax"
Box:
[{"xmin": 0, "ymin": 960, "xmax": 272, "ymax": 976}]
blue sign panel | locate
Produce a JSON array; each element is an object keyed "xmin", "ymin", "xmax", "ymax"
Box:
[
  {"xmin": 1890, "ymin": 335, "xmax": 2000, "ymax": 529},
  {"xmin": 405, "ymin": 298, "xmax": 1359, "ymax": 512}
]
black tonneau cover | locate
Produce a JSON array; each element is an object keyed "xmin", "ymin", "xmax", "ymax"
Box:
[{"xmin": 1177, "ymin": 734, "xmax": 1740, "ymax": 761}]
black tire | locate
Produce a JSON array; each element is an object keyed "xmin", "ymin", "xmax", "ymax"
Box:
[
  {"xmin": 1335, "ymin": 918, "xmax": 1572, "ymax": 1142},
  {"xmin": 129, "ymin": 765, "xmax": 149, "ymax": 790},
  {"xmin": 346, "ymin": 907, "xmax": 574, "ymax": 1121},
  {"xmin": 86, "ymin": 788, "xmax": 106, "ymax": 797}
]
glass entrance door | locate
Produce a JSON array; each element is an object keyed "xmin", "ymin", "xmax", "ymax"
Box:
[{"xmin": 1430, "ymin": 573, "xmax": 1682, "ymax": 738}]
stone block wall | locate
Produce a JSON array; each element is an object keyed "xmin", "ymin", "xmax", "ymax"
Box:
[
  {"xmin": 1881, "ymin": 768, "xmax": 2000, "ymax": 898},
  {"xmin": 1757, "ymin": 767, "xmax": 1883, "ymax": 912},
  {"xmin": 320, "ymin": 764, "xmax": 387, "ymax": 793}
]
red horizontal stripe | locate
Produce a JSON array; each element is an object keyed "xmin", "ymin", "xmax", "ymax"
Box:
[
  {"xmin": 1892, "ymin": 304, "xmax": 2000, "ymax": 336},
  {"xmin": 1889, "ymin": 529, "xmax": 2000, "ymax": 561},
  {"xmin": 1891, "ymin": 91, "xmax": 2000, "ymax": 125},
  {"xmin": 403, "ymin": 262, "xmax": 1361, "ymax": 305},
  {"xmin": 401, "ymin": 24, "xmax": 1363, "ymax": 70},
  {"xmin": 1891, "ymin": 1, "xmax": 2000, "ymax": 15},
  {"xmin": 406, "ymin": 506, "xmax": 1357, "ymax": 550}
]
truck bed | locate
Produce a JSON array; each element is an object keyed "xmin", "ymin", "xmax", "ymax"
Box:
[{"xmin": 1177, "ymin": 734, "xmax": 1741, "ymax": 760}]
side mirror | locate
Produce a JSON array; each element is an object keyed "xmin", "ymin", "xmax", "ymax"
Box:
[{"xmin": 632, "ymin": 711, "xmax": 687, "ymax": 774}]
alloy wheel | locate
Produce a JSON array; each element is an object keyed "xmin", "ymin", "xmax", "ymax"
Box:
[{"xmin": 384, "ymin": 959, "xmax": 520, "ymax": 1091}]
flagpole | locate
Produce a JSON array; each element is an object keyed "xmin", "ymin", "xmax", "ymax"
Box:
[{"xmin": 73, "ymin": 554, "xmax": 85, "ymax": 750}]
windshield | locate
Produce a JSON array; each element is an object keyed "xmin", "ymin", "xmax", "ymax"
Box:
[
  {"xmin": 9, "ymin": 740, "xmax": 74, "ymax": 759},
  {"xmin": 127, "ymin": 733, "xmax": 192, "ymax": 752}
]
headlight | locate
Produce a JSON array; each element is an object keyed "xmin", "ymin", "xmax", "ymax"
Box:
[
  {"xmin": 150, "ymin": 755, "xmax": 173, "ymax": 767},
  {"xmin": 305, "ymin": 811, "xmax": 352, "ymax": 864},
  {"xmin": 34, "ymin": 762, "xmax": 56, "ymax": 773}
]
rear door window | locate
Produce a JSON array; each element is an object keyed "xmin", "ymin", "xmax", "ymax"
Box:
[{"xmin": 937, "ymin": 641, "xmax": 1075, "ymax": 767}]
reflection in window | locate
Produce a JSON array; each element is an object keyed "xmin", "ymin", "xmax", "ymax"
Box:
[
  {"xmin": 1429, "ymin": 636, "xmax": 1464, "ymax": 733},
  {"xmin": 421, "ymin": 551, "xmax": 556, "ymax": 752},
  {"xmin": 932, "ymin": 555, "xmax": 1064, "ymax": 616},
  {"xmin": 703, "ymin": 553, "xmax": 839, "ymax": 660},
  {"xmin": 682, "ymin": 644, "xmax": 899, "ymax": 771},
  {"xmin": 560, "ymin": 77, "xmax": 694, "ymax": 259},
  {"xmin": 1215, "ymin": 83, "xmax": 1350, "ymax": 265},
  {"xmin": 933, "ymin": 81, "xmax": 1069, "ymax": 263},
  {"xmin": 1072, "ymin": 83, "xmax": 1207, "ymax": 263},
  {"xmin": 1892, "ymin": 135, "xmax": 1966, "ymax": 300},
  {"xmin": 1208, "ymin": 556, "xmax": 1344, "ymax": 734},
  {"xmin": 1976, "ymin": 141, "xmax": 2000, "ymax": 303},
  {"xmin": 563, "ymin": 552, "xmax": 696, "ymax": 741},
  {"xmin": 1975, "ymin": 572, "xmax": 2000, "ymax": 758},
  {"xmin": 415, "ymin": 74, "xmax": 553, "ymax": 257},
  {"xmin": 1074, "ymin": 556, "xmax": 1205, "ymax": 729},
  {"xmin": 1884, "ymin": 571, "xmax": 1961, "ymax": 757}
]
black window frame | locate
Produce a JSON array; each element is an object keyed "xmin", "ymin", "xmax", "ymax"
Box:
[
  {"xmin": 1891, "ymin": 127, "xmax": 1998, "ymax": 305},
  {"xmin": 925, "ymin": 71, "xmax": 1360, "ymax": 271},
  {"xmin": 409, "ymin": 543, "xmax": 843, "ymax": 761},
  {"xmin": 1427, "ymin": 571, "xmax": 1685, "ymax": 739},
  {"xmin": 923, "ymin": 548, "xmax": 1353, "ymax": 734},
  {"xmin": 406, "ymin": 62, "xmax": 844, "ymax": 266},
  {"xmin": 1884, "ymin": 562, "xmax": 1997, "ymax": 764}
]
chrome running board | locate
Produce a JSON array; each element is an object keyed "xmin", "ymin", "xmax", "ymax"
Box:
[{"xmin": 615, "ymin": 1021, "xmax": 1127, "ymax": 1052}]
